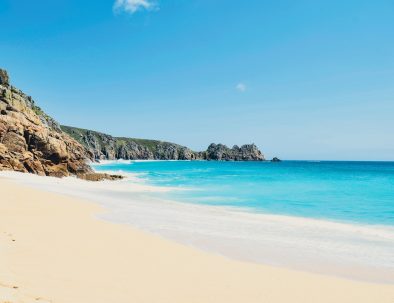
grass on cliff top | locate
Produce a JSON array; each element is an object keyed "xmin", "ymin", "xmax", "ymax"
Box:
[
  {"xmin": 60, "ymin": 125, "xmax": 183, "ymax": 153},
  {"xmin": 60, "ymin": 125, "xmax": 89, "ymax": 145},
  {"xmin": 32, "ymin": 106, "xmax": 43, "ymax": 116},
  {"xmin": 115, "ymin": 137, "xmax": 162, "ymax": 153}
]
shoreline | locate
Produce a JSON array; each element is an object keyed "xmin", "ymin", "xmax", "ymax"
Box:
[
  {"xmin": 1, "ymin": 171, "xmax": 394, "ymax": 284},
  {"xmin": 1, "ymin": 173, "xmax": 394, "ymax": 302}
]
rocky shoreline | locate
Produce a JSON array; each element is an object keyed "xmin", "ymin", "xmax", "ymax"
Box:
[
  {"xmin": 0, "ymin": 69, "xmax": 92, "ymax": 177},
  {"xmin": 62, "ymin": 125, "xmax": 266, "ymax": 162},
  {"xmin": 0, "ymin": 68, "xmax": 272, "ymax": 180}
]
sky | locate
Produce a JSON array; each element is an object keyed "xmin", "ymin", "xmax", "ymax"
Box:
[{"xmin": 1, "ymin": 0, "xmax": 394, "ymax": 160}]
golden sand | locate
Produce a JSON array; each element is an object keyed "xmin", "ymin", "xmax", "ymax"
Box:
[{"xmin": 1, "ymin": 176, "xmax": 393, "ymax": 303}]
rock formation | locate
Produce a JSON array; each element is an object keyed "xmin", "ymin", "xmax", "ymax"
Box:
[
  {"xmin": 201, "ymin": 143, "xmax": 264, "ymax": 161},
  {"xmin": 0, "ymin": 69, "xmax": 94, "ymax": 177},
  {"xmin": 62, "ymin": 126, "xmax": 265, "ymax": 161},
  {"xmin": 61, "ymin": 126, "xmax": 199, "ymax": 160},
  {"xmin": 0, "ymin": 67, "xmax": 267, "ymax": 179}
]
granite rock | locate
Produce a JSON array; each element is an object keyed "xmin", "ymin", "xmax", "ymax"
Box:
[
  {"xmin": 0, "ymin": 69, "xmax": 93, "ymax": 177},
  {"xmin": 62, "ymin": 126, "xmax": 265, "ymax": 162}
]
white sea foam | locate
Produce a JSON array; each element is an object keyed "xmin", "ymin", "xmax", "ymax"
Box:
[
  {"xmin": 1, "ymin": 171, "xmax": 394, "ymax": 283},
  {"xmin": 90, "ymin": 159, "xmax": 135, "ymax": 166},
  {"xmin": 92, "ymin": 159, "xmax": 192, "ymax": 165}
]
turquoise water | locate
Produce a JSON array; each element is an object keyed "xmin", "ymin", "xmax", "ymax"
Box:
[{"xmin": 93, "ymin": 161, "xmax": 394, "ymax": 226}]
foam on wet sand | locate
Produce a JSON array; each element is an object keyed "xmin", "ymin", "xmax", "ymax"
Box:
[{"xmin": 1, "ymin": 171, "xmax": 394, "ymax": 302}]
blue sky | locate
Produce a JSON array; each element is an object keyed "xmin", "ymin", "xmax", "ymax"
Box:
[{"xmin": 1, "ymin": 0, "xmax": 394, "ymax": 160}]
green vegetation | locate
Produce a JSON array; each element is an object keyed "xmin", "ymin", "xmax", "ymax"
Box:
[
  {"xmin": 32, "ymin": 105, "xmax": 45, "ymax": 117},
  {"xmin": 60, "ymin": 125, "xmax": 90, "ymax": 145},
  {"xmin": 60, "ymin": 125, "xmax": 180, "ymax": 154}
]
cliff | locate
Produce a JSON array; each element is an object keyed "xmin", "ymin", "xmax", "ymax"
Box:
[
  {"xmin": 61, "ymin": 126, "xmax": 265, "ymax": 161},
  {"xmin": 203, "ymin": 143, "xmax": 265, "ymax": 161},
  {"xmin": 61, "ymin": 125, "xmax": 201, "ymax": 160},
  {"xmin": 0, "ymin": 67, "xmax": 266, "ymax": 179},
  {"xmin": 0, "ymin": 69, "xmax": 94, "ymax": 177}
]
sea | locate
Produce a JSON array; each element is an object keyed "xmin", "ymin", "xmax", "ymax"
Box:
[
  {"xmin": 25, "ymin": 159, "xmax": 387, "ymax": 283},
  {"xmin": 93, "ymin": 160, "xmax": 394, "ymax": 226}
]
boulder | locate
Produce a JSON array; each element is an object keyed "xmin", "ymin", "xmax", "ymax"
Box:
[{"xmin": 77, "ymin": 173, "xmax": 124, "ymax": 181}]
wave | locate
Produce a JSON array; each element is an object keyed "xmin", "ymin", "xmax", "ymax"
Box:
[
  {"xmin": 2, "ymin": 170, "xmax": 394, "ymax": 283},
  {"xmin": 90, "ymin": 159, "xmax": 135, "ymax": 166}
]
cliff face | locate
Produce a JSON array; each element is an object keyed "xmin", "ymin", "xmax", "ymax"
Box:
[
  {"xmin": 0, "ymin": 67, "xmax": 266, "ymax": 179},
  {"xmin": 0, "ymin": 69, "xmax": 93, "ymax": 177},
  {"xmin": 61, "ymin": 126, "xmax": 265, "ymax": 161},
  {"xmin": 203, "ymin": 143, "xmax": 265, "ymax": 161},
  {"xmin": 62, "ymin": 126, "xmax": 201, "ymax": 160}
]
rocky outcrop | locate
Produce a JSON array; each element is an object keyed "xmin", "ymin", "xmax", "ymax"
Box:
[
  {"xmin": 61, "ymin": 126, "xmax": 199, "ymax": 160},
  {"xmin": 76, "ymin": 172, "xmax": 124, "ymax": 181},
  {"xmin": 0, "ymin": 67, "xmax": 267, "ymax": 179},
  {"xmin": 0, "ymin": 69, "xmax": 9, "ymax": 85},
  {"xmin": 201, "ymin": 143, "xmax": 265, "ymax": 161},
  {"xmin": 0, "ymin": 69, "xmax": 93, "ymax": 177},
  {"xmin": 62, "ymin": 126, "xmax": 265, "ymax": 161}
]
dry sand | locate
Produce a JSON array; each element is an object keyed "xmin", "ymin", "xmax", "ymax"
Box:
[{"xmin": 1, "ymin": 176, "xmax": 393, "ymax": 303}]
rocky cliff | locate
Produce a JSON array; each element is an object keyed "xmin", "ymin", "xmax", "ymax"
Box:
[
  {"xmin": 0, "ymin": 67, "xmax": 266, "ymax": 179},
  {"xmin": 202, "ymin": 143, "xmax": 265, "ymax": 161},
  {"xmin": 0, "ymin": 69, "xmax": 94, "ymax": 177},
  {"xmin": 61, "ymin": 126, "xmax": 265, "ymax": 161}
]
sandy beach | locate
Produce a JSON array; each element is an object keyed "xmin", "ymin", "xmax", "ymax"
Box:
[{"xmin": 0, "ymin": 174, "xmax": 393, "ymax": 303}]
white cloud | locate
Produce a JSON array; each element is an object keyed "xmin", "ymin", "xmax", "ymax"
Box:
[
  {"xmin": 114, "ymin": 0, "xmax": 157, "ymax": 14},
  {"xmin": 236, "ymin": 82, "xmax": 246, "ymax": 92}
]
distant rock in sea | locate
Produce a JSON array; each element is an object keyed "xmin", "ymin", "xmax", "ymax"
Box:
[
  {"xmin": 0, "ymin": 67, "xmax": 267, "ymax": 178},
  {"xmin": 271, "ymin": 157, "xmax": 281, "ymax": 162}
]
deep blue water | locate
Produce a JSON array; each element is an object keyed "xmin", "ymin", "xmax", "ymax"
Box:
[{"xmin": 93, "ymin": 161, "xmax": 394, "ymax": 226}]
